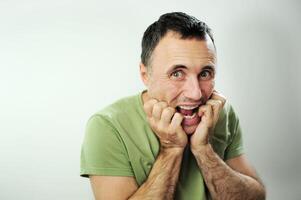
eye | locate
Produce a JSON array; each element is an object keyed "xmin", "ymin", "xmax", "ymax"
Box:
[
  {"xmin": 199, "ymin": 70, "xmax": 212, "ymax": 80},
  {"xmin": 170, "ymin": 70, "xmax": 184, "ymax": 80}
]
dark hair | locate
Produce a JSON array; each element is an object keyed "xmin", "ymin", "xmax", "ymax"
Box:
[{"xmin": 141, "ymin": 12, "xmax": 215, "ymax": 67}]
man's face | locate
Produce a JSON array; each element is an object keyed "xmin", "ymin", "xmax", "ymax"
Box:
[{"xmin": 141, "ymin": 31, "xmax": 217, "ymax": 134}]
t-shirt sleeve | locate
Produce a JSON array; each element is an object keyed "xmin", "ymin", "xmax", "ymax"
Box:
[
  {"xmin": 224, "ymin": 106, "xmax": 244, "ymax": 160},
  {"xmin": 80, "ymin": 114, "xmax": 134, "ymax": 177}
]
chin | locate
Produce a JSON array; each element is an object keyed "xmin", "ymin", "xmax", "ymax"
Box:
[{"xmin": 183, "ymin": 124, "xmax": 198, "ymax": 135}]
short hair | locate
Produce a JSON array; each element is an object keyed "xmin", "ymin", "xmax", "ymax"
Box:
[{"xmin": 141, "ymin": 12, "xmax": 215, "ymax": 67}]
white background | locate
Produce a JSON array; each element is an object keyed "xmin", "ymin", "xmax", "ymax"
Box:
[{"xmin": 1, "ymin": 0, "xmax": 300, "ymax": 199}]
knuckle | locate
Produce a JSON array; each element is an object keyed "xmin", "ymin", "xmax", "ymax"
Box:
[
  {"xmin": 147, "ymin": 99, "xmax": 157, "ymax": 106},
  {"xmin": 207, "ymin": 102, "xmax": 215, "ymax": 107},
  {"xmin": 208, "ymin": 99, "xmax": 219, "ymax": 106},
  {"xmin": 174, "ymin": 112, "xmax": 183, "ymax": 119},
  {"xmin": 159, "ymin": 102, "xmax": 168, "ymax": 109},
  {"xmin": 168, "ymin": 107, "xmax": 176, "ymax": 113},
  {"xmin": 162, "ymin": 101, "xmax": 168, "ymax": 106},
  {"xmin": 164, "ymin": 107, "xmax": 175, "ymax": 115},
  {"xmin": 149, "ymin": 99, "xmax": 158, "ymax": 104},
  {"xmin": 161, "ymin": 108, "xmax": 169, "ymax": 116},
  {"xmin": 217, "ymin": 99, "xmax": 223, "ymax": 105},
  {"xmin": 144, "ymin": 100, "xmax": 158, "ymax": 114},
  {"xmin": 153, "ymin": 103, "xmax": 159, "ymax": 110},
  {"xmin": 152, "ymin": 104, "xmax": 161, "ymax": 114}
]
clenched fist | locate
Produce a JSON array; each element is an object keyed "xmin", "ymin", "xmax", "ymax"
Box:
[
  {"xmin": 143, "ymin": 99, "xmax": 188, "ymax": 150},
  {"xmin": 190, "ymin": 90, "xmax": 226, "ymax": 152}
]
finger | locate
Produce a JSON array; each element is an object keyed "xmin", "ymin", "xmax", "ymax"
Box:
[
  {"xmin": 198, "ymin": 104, "xmax": 213, "ymax": 120},
  {"xmin": 206, "ymin": 99, "xmax": 223, "ymax": 113},
  {"xmin": 170, "ymin": 112, "xmax": 184, "ymax": 133},
  {"xmin": 206, "ymin": 99, "xmax": 222, "ymax": 105},
  {"xmin": 152, "ymin": 101, "xmax": 168, "ymax": 121},
  {"xmin": 143, "ymin": 99, "xmax": 158, "ymax": 117},
  {"xmin": 206, "ymin": 100, "xmax": 222, "ymax": 123},
  {"xmin": 210, "ymin": 91, "xmax": 226, "ymax": 106},
  {"xmin": 198, "ymin": 105, "xmax": 214, "ymax": 128},
  {"xmin": 161, "ymin": 107, "xmax": 176, "ymax": 126}
]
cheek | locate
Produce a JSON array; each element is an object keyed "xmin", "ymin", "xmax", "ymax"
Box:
[
  {"xmin": 165, "ymin": 84, "xmax": 181, "ymax": 102},
  {"xmin": 149, "ymin": 79, "xmax": 181, "ymax": 103},
  {"xmin": 200, "ymin": 80, "xmax": 215, "ymax": 98}
]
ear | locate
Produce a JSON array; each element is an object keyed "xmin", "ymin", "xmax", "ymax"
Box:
[{"xmin": 139, "ymin": 62, "xmax": 149, "ymax": 86}]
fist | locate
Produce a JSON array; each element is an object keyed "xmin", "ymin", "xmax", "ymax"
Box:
[
  {"xmin": 190, "ymin": 91, "xmax": 226, "ymax": 151},
  {"xmin": 143, "ymin": 99, "xmax": 188, "ymax": 150}
]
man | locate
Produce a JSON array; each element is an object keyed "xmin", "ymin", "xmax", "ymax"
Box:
[{"xmin": 80, "ymin": 12, "xmax": 266, "ymax": 200}]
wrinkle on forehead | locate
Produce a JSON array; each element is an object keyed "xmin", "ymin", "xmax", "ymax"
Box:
[{"xmin": 151, "ymin": 33, "xmax": 217, "ymax": 71}]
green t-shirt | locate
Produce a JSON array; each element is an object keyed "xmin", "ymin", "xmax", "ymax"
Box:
[{"xmin": 80, "ymin": 91, "xmax": 244, "ymax": 199}]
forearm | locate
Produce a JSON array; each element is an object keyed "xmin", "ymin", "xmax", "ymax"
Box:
[
  {"xmin": 192, "ymin": 144, "xmax": 265, "ymax": 200},
  {"xmin": 129, "ymin": 148, "xmax": 183, "ymax": 200}
]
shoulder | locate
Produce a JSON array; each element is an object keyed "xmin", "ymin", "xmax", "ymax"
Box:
[
  {"xmin": 83, "ymin": 94, "xmax": 142, "ymax": 146},
  {"xmin": 213, "ymin": 100, "xmax": 242, "ymax": 144},
  {"xmin": 88, "ymin": 93, "xmax": 145, "ymax": 129},
  {"xmin": 211, "ymin": 100, "xmax": 244, "ymax": 159},
  {"xmin": 223, "ymin": 101, "xmax": 241, "ymax": 132},
  {"xmin": 95, "ymin": 93, "xmax": 140, "ymax": 118},
  {"xmin": 217, "ymin": 101, "xmax": 240, "ymax": 127}
]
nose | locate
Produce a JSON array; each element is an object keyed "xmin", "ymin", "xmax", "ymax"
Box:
[{"xmin": 183, "ymin": 76, "xmax": 202, "ymax": 101}]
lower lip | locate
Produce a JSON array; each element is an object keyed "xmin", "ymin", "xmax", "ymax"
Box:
[{"xmin": 181, "ymin": 112, "xmax": 201, "ymax": 126}]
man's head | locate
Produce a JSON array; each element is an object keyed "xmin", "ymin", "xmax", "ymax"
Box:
[
  {"xmin": 140, "ymin": 12, "xmax": 217, "ymax": 134},
  {"xmin": 141, "ymin": 12, "xmax": 215, "ymax": 68}
]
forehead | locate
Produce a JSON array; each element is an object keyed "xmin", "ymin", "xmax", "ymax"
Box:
[{"xmin": 151, "ymin": 31, "xmax": 216, "ymax": 69}]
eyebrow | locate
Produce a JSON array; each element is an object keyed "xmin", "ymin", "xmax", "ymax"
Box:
[
  {"xmin": 166, "ymin": 64, "xmax": 216, "ymax": 74},
  {"xmin": 202, "ymin": 65, "xmax": 216, "ymax": 72},
  {"xmin": 166, "ymin": 64, "xmax": 188, "ymax": 74}
]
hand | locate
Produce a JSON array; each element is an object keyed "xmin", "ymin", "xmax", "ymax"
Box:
[
  {"xmin": 190, "ymin": 90, "xmax": 226, "ymax": 152},
  {"xmin": 143, "ymin": 99, "xmax": 188, "ymax": 151}
]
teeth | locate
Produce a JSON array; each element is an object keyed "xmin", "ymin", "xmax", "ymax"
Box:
[
  {"xmin": 178, "ymin": 105, "xmax": 199, "ymax": 110},
  {"xmin": 183, "ymin": 112, "xmax": 197, "ymax": 119}
]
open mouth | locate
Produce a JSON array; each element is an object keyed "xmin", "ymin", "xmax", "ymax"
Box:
[
  {"xmin": 175, "ymin": 104, "xmax": 203, "ymax": 131},
  {"xmin": 176, "ymin": 105, "xmax": 199, "ymax": 119}
]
